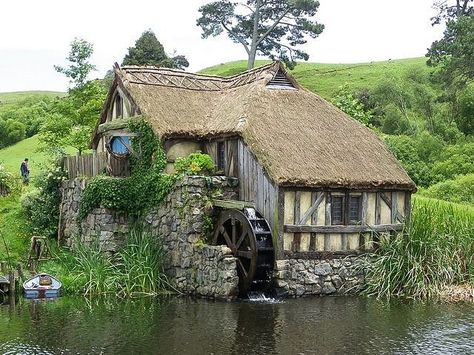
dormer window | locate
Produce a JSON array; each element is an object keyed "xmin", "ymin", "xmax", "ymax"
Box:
[
  {"xmin": 115, "ymin": 94, "xmax": 123, "ymax": 119},
  {"xmin": 266, "ymin": 70, "xmax": 296, "ymax": 90}
]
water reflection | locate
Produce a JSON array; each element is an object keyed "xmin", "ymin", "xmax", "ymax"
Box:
[{"xmin": 0, "ymin": 296, "xmax": 473, "ymax": 354}]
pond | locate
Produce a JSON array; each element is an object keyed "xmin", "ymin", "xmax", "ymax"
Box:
[{"xmin": 1, "ymin": 295, "xmax": 474, "ymax": 354}]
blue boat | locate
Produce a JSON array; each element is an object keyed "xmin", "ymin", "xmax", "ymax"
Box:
[{"xmin": 23, "ymin": 273, "xmax": 61, "ymax": 299}]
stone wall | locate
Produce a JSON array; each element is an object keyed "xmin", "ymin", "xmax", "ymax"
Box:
[
  {"xmin": 274, "ymin": 257, "xmax": 365, "ymax": 297},
  {"xmin": 59, "ymin": 175, "xmax": 240, "ymax": 300}
]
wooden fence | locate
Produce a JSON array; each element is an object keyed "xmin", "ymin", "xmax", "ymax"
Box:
[{"xmin": 63, "ymin": 152, "xmax": 129, "ymax": 179}]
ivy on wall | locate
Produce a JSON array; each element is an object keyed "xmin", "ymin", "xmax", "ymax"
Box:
[{"xmin": 79, "ymin": 119, "xmax": 174, "ymax": 219}]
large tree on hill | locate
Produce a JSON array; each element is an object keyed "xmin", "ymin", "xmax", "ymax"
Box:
[
  {"xmin": 122, "ymin": 30, "xmax": 189, "ymax": 69},
  {"xmin": 197, "ymin": 0, "xmax": 324, "ymax": 69}
]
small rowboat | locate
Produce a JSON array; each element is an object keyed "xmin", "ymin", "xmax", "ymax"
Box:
[{"xmin": 23, "ymin": 273, "xmax": 61, "ymax": 299}]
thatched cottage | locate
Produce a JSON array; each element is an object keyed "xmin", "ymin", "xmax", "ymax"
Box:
[{"xmin": 91, "ymin": 61, "xmax": 416, "ymax": 293}]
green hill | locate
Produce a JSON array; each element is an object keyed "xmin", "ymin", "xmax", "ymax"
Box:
[
  {"xmin": 0, "ymin": 135, "xmax": 76, "ymax": 178},
  {"xmin": 200, "ymin": 57, "xmax": 430, "ymax": 100},
  {"xmin": 0, "ymin": 91, "xmax": 64, "ymax": 106}
]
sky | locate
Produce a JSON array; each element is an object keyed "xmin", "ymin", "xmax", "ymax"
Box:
[{"xmin": 0, "ymin": 0, "xmax": 444, "ymax": 93}]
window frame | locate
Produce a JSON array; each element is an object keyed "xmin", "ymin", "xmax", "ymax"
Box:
[
  {"xmin": 330, "ymin": 192, "xmax": 363, "ymax": 226},
  {"xmin": 216, "ymin": 141, "xmax": 226, "ymax": 173},
  {"xmin": 114, "ymin": 94, "xmax": 123, "ymax": 119}
]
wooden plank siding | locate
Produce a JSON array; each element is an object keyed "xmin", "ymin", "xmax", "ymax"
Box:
[
  {"xmin": 236, "ymin": 140, "xmax": 280, "ymax": 253},
  {"xmin": 281, "ymin": 187, "xmax": 411, "ymax": 256}
]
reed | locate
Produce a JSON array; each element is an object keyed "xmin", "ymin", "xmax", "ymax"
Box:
[
  {"xmin": 43, "ymin": 228, "xmax": 170, "ymax": 297},
  {"xmin": 115, "ymin": 226, "xmax": 170, "ymax": 297},
  {"xmin": 364, "ymin": 196, "xmax": 474, "ymax": 300}
]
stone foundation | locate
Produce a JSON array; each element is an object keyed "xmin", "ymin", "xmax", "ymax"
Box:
[
  {"xmin": 59, "ymin": 176, "xmax": 370, "ymax": 299},
  {"xmin": 59, "ymin": 175, "xmax": 240, "ymax": 300},
  {"xmin": 274, "ymin": 257, "xmax": 365, "ymax": 297}
]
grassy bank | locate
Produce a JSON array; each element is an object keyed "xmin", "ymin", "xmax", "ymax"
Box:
[
  {"xmin": 0, "ymin": 191, "xmax": 32, "ymax": 265},
  {"xmin": 364, "ymin": 196, "xmax": 474, "ymax": 300}
]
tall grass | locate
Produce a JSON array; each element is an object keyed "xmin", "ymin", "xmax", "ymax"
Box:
[
  {"xmin": 364, "ymin": 196, "xmax": 474, "ymax": 300},
  {"xmin": 42, "ymin": 228, "xmax": 170, "ymax": 297},
  {"xmin": 116, "ymin": 227, "xmax": 169, "ymax": 296}
]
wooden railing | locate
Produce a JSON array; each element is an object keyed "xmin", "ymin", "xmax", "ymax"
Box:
[{"xmin": 62, "ymin": 152, "xmax": 129, "ymax": 179}]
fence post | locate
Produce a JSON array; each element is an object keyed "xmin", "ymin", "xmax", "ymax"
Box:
[{"xmin": 92, "ymin": 149, "xmax": 98, "ymax": 177}]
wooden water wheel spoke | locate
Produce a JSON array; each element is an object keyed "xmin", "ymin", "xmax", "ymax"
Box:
[
  {"xmin": 231, "ymin": 218, "xmax": 237, "ymax": 245},
  {"xmin": 221, "ymin": 229, "xmax": 233, "ymax": 250},
  {"xmin": 236, "ymin": 259, "xmax": 248, "ymax": 278},
  {"xmin": 213, "ymin": 208, "xmax": 274, "ymax": 295},
  {"xmin": 235, "ymin": 231, "xmax": 247, "ymax": 250}
]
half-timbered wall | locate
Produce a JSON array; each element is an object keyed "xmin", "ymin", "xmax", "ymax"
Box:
[{"xmin": 281, "ymin": 189, "xmax": 411, "ymax": 256}]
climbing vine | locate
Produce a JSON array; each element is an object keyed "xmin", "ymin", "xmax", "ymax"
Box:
[{"xmin": 79, "ymin": 119, "xmax": 174, "ymax": 219}]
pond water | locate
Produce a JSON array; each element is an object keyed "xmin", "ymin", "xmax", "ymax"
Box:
[{"xmin": 1, "ymin": 295, "xmax": 474, "ymax": 354}]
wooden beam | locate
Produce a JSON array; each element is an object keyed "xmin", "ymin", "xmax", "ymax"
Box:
[
  {"xmin": 298, "ymin": 192, "xmax": 324, "ymax": 225},
  {"xmin": 325, "ymin": 192, "xmax": 331, "ymax": 226},
  {"xmin": 284, "ymin": 223, "xmax": 404, "ymax": 234},
  {"xmin": 213, "ymin": 199, "xmax": 255, "ymax": 210},
  {"xmin": 294, "ymin": 191, "xmax": 301, "ymax": 224},
  {"xmin": 375, "ymin": 192, "xmax": 381, "ymax": 225},
  {"xmin": 361, "ymin": 192, "xmax": 368, "ymax": 224},
  {"xmin": 404, "ymin": 192, "xmax": 412, "ymax": 224},
  {"xmin": 380, "ymin": 192, "xmax": 392, "ymax": 208},
  {"xmin": 277, "ymin": 188, "xmax": 285, "ymax": 259},
  {"xmin": 292, "ymin": 233, "xmax": 301, "ymax": 252},
  {"xmin": 391, "ymin": 192, "xmax": 398, "ymax": 224}
]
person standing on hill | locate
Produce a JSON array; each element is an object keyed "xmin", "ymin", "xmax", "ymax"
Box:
[{"xmin": 20, "ymin": 158, "xmax": 30, "ymax": 184}]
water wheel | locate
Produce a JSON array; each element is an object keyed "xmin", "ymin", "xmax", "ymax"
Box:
[{"xmin": 213, "ymin": 208, "xmax": 274, "ymax": 296}]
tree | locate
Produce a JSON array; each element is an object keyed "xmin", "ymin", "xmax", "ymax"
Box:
[
  {"xmin": 431, "ymin": 0, "xmax": 473, "ymax": 25},
  {"xmin": 122, "ymin": 30, "xmax": 189, "ymax": 69},
  {"xmin": 427, "ymin": 15, "xmax": 474, "ymax": 83},
  {"xmin": 197, "ymin": 0, "xmax": 324, "ymax": 69},
  {"xmin": 40, "ymin": 80, "xmax": 107, "ymax": 154},
  {"xmin": 54, "ymin": 38, "xmax": 96, "ymax": 89}
]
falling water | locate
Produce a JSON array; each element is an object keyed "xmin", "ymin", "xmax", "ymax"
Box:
[{"xmin": 244, "ymin": 207, "xmax": 257, "ymax": 220}]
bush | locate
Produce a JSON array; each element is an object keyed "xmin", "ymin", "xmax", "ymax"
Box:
[
  {"xmin": 79, "ymin": 173, "xmax": 175, "ymax": 219},
  {"xmin": 421, "ymin": 174, "xmax": 474, "ymax": 206},
  {"xmin": 384, "ymin": 135, "xmax": 434, "ymax": 187},
  {"xmin": 0, "ymin": 164, "xmax": 18, "ymax": 195},
  {"xmin": 432, "ymin": 142, "xmax": 474, "ymax": 182},
  {"xmin": 21, "ymin": 164, "xmax": 67, "ymax": 237},
  {"xmin": 174, "ymin": 152, "xmax": 215, "ymax": 176}
]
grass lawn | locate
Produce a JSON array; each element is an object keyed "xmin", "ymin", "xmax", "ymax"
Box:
[
  {"xmin": 0, "ymin": 135, "xmax": 77, "ymax": 178},
  {"xmin": 200, "ymin": 57, "xmax": 430, "ymax": 100}
]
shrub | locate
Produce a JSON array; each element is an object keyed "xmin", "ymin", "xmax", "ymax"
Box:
[
  {"xmin": 421, "ymin": 173, "xmax": 474, "ymax": 206},
  {"xmin": 21, "ymin": 164, "xmax": 67, "ymax": 237},
  {"xmin": 431, "ymin": 142, "xmax": 474, "ymax": 182},
  {"xmin": 0, "ymin": 164, "xmax": 18, "ymax": 195},
  {"xmin": 174, "ymin": 152, "xmax": 215, "ymax": 176}
]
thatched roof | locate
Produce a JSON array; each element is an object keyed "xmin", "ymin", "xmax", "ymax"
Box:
[{"xmin": 102, "ymin": 62, "xmax": 415, "ymax": 191}]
